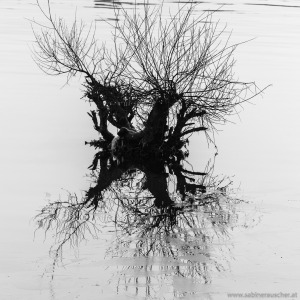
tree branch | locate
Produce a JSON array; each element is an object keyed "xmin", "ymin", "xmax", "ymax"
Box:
[{"xmin": 180, "ymin": 126, "xmax": 208, "ymax": 137}]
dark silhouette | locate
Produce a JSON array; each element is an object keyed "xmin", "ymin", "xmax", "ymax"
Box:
[
  {"xmin": 32, "ymin": 1, "xmax": 264, "ymax": 296},
  {"xmin": 34, "ymin": 152, "xmax": 258, "ymax": 297},
  {"xmin": 32, "ymin": 1, "xmax": 265, "ymax": 160}
]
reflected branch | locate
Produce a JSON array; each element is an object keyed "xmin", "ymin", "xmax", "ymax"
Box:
[{"xmin": 35, "ymin": 152, "xmax": 251, "ymax": 293}]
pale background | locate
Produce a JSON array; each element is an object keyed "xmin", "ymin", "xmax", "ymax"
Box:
[{"xmin": 0, "ymin": 0, "xmax": 299, "ymax": 299}]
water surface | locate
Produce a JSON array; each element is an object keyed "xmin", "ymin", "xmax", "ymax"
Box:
[{"xmin": 0, "ymin": 0, "xmax": 300, "ymax": 299}]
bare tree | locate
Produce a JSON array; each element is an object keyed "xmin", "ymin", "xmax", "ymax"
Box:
[
  {"xmin": 32, "ymin": 0, "xmax": 265, "ymax": 159},
  {"xmin": 32, "ymin": 3, "xmax": 264, "ymax": 289}
]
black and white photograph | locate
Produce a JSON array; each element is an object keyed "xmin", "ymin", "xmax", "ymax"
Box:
[{"xmin": 0, "ymin": 0, "xmax": 299, "ymax": 299}]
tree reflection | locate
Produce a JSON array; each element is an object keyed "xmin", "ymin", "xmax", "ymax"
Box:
[{"xmin": 36, "ymin": 153, "xmax": 253, "ymax": 296}]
